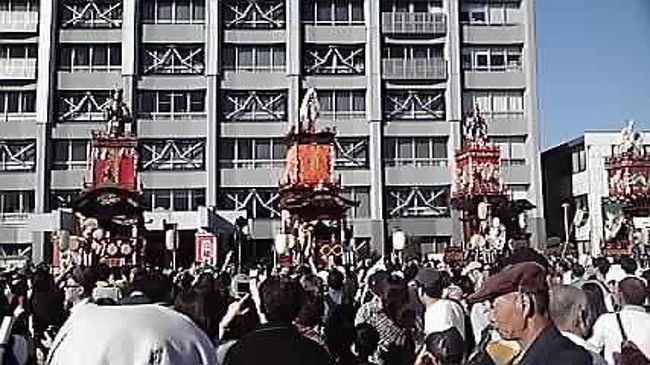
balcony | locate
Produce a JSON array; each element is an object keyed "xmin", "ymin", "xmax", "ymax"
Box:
[
  {"xmin": 382, "ymin": 12, "xmax": 446, "ymax": 35},
  {"xmin": 0, "ymin": 59, "xmax": 37, "ymax": 80},
  {"xmin": 0, "ymin": 11, "xmax": 38, "ymax": 33},
  {"xmin": 382, "ymin": 58, "xmax": 447, "ymax": 80}
]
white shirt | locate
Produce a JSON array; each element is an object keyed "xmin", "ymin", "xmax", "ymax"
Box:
[
  {"xmin": 48, "ymin": 304, "xmax": 218, "ymax": 365},
  {"xmin": 588, "ymin": 305, "xmax": 650, "ymax": 365},
  {"xmin": 560, "ymin": 330, "xmax": 607, "ymax": 365},
  {"xmin": 424, "ymin": 298, "xmax": 466, "ymax": 339}
]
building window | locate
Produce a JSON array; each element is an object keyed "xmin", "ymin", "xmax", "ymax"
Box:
[
  {"xmin": 143, "ymin": 189, "xmax": 205, "ymax": 211},
  {"xmin": 387, "ymin": 186, "xmax": 450, "ymax": 217},
  {"xmin": 0, "ymin": 45, "xmax": 37, "ymax": 61},
  {"xmin": 52, "ymin": 139, "xmax": 89, "ymax": 170},
  {"xmin": 223, "ymin": 0, "xmax": 285, "ymax": 29},
  {"xmin": 49, "ymin": 190, "xmax": 81, "ymax": 210},
  {"xmin": 460, "ymin": 3, "xmax": 522, "ymax": 25},
  {"xmin": 0, "ymin": 0, "xmax": 39, "ymax": 12},
  {"xmin": 304, "ymin": 45, "xmax": 364, "ymax": 74},
  {"xmin": 0, "ymin": 91, "xmax": 36, "ymax": 118},
  {"xmin": 59, "ymin": 44, "xmax": 121, "ymax": 72},
  {"xmin": 384, "ymin": 91, "xmax": 445, "ymax": 121},
  {"xmin": 464, "ymin": 90, "xmax": 524, "ymax": 119},
  {"xmin": 507, "ymin": 184, "xmax": 528, "ymax": 201},
  {"xmin": 221, "ymin": 91, "xmax": 287, "ymax": 122},
  {"xmin": 142, "ymin": 0, "xmax": 205, "ymax": 24},
  {"xmin": 384, "ymin": 137, "xmax": 448, "ymax": 167},
  {"xmin": 303, "ymin": 0, "xmax": 364, "ymax": 25},
  {"xmin": 342, "ymin": 187, "xmax": 370, "ymax": 218},
  {"xmin": 143, "ymin": 44, "xmax": 204, "ymax": 74},
  {"xmin": 416, "ymin": 236, "xmax": 451, "ymax": 255},
  {"xmin": 317, "ymin": 90, "xmax": 365, "ymax": 120},
  {"xmin": 571, "ymin": 145, "xmax": 586, "ymax": 173},
  {"xmin": 217, "ymin": 188, "xmax": 280, "ymax": 218},
  {"xmin": 0, "ymin": 140, "xmax": 36, "ymax": 172},
  {"xmin": 382, "ymin": 45, "xmax": 443, "ymax": 60},
  {"xmin": 57, "ymin": 91, "xmax": 111, "ymax": 122},
  {"xmin": 462, "ymin": 47, "xmax": 522, "ymax": 72},
  {"xmin": 381, "ymin": 0, "xmax": 442, "ymax": 13},
  {"xmin": 60, "ymin": 0, "xmax": 123, "ymax": 28},
  {"xmin": 335, "ymin": 138, "xmax": 368, "ymax": 169},
  {"xmin": 219, "ymin": 138, "xmax": 285, "ymax": 169},
  {"xmin": 0, "ymin": 191, "xmax": 34, "ymax": 215},
  {"xmin": 140, "ymin": 139, "xmax": 205, "ymax": 171},
  {"xmin": 489, "ymin": 136, "xmax": 527, "ymax": 165},
  {"xmin": 138, "ymin": 90, "xmax": 206, "ymax": 120},
  {"xmin": 222, "ymin": 45, "xmax": 286, "ymax": 72}
]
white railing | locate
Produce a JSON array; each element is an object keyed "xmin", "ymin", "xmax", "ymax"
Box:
[
  {"xmin": 0, "ymin": 11, "xmax": 38, "ymax": 33},
  {"xmin": 385, "ymin": 158, "xmax": 448, "ymax": 167},
  {"xmin": 221, "ymin": 160, "xmax": 285, "ymax": 169},
  {"xmin": 382, "ymin": 12, "xmax": 446, "ymax": 35},
  {"xmin": 382, "ymin": 58, "xmax": 447, "ymax": 80},
  {"xmin": 0, "ymin": 112, "xmax": 36, "ymax": 122},
  {"xmin": 0, "ymin": 59, "xmax": 37, "ymax": 80},
  {"xmin": 139, "ymin": 112, "xmax": 207, "ymax": 121}
]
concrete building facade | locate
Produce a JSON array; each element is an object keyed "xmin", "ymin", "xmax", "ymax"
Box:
[
  {"xmin": 0, "ymin": 0, "xmax": 543, "ymax": 264},
  {"xmin": 542, "ymin": 130, "xmax": 650, "ymax": 257}
]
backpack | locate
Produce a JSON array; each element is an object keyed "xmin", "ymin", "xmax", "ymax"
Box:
[{"xmin": 613, "ymin": 312, "xmax": 650, "ymax": 365}]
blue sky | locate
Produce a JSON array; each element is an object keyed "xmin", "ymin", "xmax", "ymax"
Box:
[{"xmin": 536, "ymin": 0, "xmax": 650, "ymax": 148}]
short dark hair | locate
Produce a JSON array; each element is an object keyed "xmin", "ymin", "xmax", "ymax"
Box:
[
  {"xmin": 354, "ymin": 323, "xmax": 379, "ymax": 358},
  {"xmin": 620, "ymin": 256, "xmax": 637, "ymax": 275},
  {"xmin": 619, "ymin": 277, "xmax": 647, "ymax": 306},
  {"xmin": 327, "ymin": 269, "xmax": 344, "ymax": 291},
  {"xmin": 572, "ymin": 264, "xmax": 585, "ymax": 279},
  {"xmin": 594, "ymin": 257, "xmax": 610, "ymax": 276},
  {"xmin": 259, "ymin": 276, "xmax": 305, "ymax": 323}
]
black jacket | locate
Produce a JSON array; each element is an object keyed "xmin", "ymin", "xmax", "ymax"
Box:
[
  {"xmin": 224, "ymin": 322, "xmax": 332, "ymax": 365},
  {"xmin": 519, "ymin": 325, "xmax": 592, "ymax": 365}
]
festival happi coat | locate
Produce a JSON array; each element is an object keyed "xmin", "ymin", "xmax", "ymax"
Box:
[
  {"xmin": 603, "ymin": 121, "xmax": 650, "ymax": 257},
  {"xmin": 275, "ymin": 89, "xmax": 357, "ymax": 268}
]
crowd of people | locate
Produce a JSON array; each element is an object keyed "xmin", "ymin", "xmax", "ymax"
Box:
[{"xmin": 0, "ymin": 248, "xmax": 648, "ymax": 365}]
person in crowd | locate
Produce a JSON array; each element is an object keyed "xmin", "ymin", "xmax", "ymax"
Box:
[
  {"xmin": 593, "ymin": 257, "xmax": 611, "ymax": 283},
  {"xmin": 119, "ymin": 267, "xmax": 151, "ymax": 305},
  {"xmin": 549, "ymin": 285, "xmax": 607, "ymax": 365},
  {"xmin": 414, "ymin": 268, "xmax": 465, "ymax": 340},
  {"xmin": 295, "ymin": 274, "xmax": 327, "ymax": 350},
  {"xmin": 572, "ymin": 264, "xmax": 587, "ymax": 285},
  {"xmin": 467, "ymin": 262, "xmax": 592, "ymax": 364},
  {"xmin": 589, "ymin": 277, "xmax": 650, "ymax": 364},
  {"xmin": 29, "ymin": 268, "xmax": 66, "ymax": 359},
  {"xmin": 324, "ymin": 269, "xmax": 345, "ymax": 322},
  {"xmin": 47, "ymin": 300, "xmax": 218, "ymax": 364},
  {"xmin": 620, "ymin": 256, "xmax": 638, "ymax": 277},
  {"xmin": 217, "ymin": 294, "xmax": 260, "ymax": 364},
  {"xmin": 351, "ymin": 323, "xmax": 380, "ymax": 365},
  {"xmin": 224, "ymin": 275, "xmax": 332, "ymax": 365},
  {"xmin": 355, "ymin": 274, "xmax": 417, "ymax": 365},
  {"xmin": 579, "ymin": 280, "xmax": 612, "ymax": 317}
]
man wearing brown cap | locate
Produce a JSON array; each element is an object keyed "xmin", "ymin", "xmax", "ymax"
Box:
[{"xmin": 467, "ymin": 262, "xmax": 592, "ymax": 365}]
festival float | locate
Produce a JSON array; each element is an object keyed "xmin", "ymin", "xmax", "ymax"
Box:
[
  {"xmin": 53, "ymin": 90, "xmax": 146, "ymax": 268},
  {"xmin": 274, "ymin": 89, "xmax": 357, "ymax": 268},
  {"xmin": 603, "ymin": 121, "xmax": 650, "ymax": 258},
  {"xmin": 451, "ymin": 107, "xmax": 533, "ymax": 263}
]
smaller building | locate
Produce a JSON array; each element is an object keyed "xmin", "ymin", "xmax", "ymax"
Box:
[{"xmin": 542, "ymin": 129, "xmax": 650, "ymax": 256}]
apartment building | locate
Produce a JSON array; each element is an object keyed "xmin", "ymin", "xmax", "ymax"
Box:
[{"xmin": 0, "ymin": 0, "xmax": 543, "ymax": 263}]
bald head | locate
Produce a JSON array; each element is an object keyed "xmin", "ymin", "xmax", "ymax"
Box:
[
  {"xmin": 619, "ymin": 277, "xmax": 647, "ymax": 306},
  {"xmin": 549, "ymin": 285, "xmax": 588, "ymax": 333}
]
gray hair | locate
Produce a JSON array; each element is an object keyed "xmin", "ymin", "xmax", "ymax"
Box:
[{"xmin": 549, "ymin": 285, "xmax": 588, "ymax": 330}]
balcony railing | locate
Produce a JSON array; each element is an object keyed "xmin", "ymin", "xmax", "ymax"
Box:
[
  {"xmin": 0, "ymin": 11, "xmax": 38, "ymax": 33},
  {"xmin": 0, "ymin": 59, "xmax": 37, "ymax": 80},
  {"xmin": 385, "ymin": 158, "xmax": 448, "ymax": 167},
  {"xmin": 382, "ymin": 58, "xmax": 447, "ymax": 80},
  {"xmin": 382, "ymin": 12, "xmax": 447, "ymax": 35},
  {"xmin": 138, "ymin": 112, "xmax": 208, "ymax": 121},
  {"xmin": 0, "ymin": 112, "xmax": 37, "ymax": 123}
]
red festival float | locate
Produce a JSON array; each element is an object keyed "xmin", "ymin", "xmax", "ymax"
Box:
[
  {"xmin": 58, "ymin": 90, "xmax": 146, "ymax": 267},
  {"xmin": 451, "ymin": 107, "xmax": 533, "ymax": 263},
  {"xmin": 603, "ymin": 121, "xmax": 650, "ymax": 257},
  {"xmin": 274, "ymin": 89, "xmax": 357, "ymax": 268}
]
